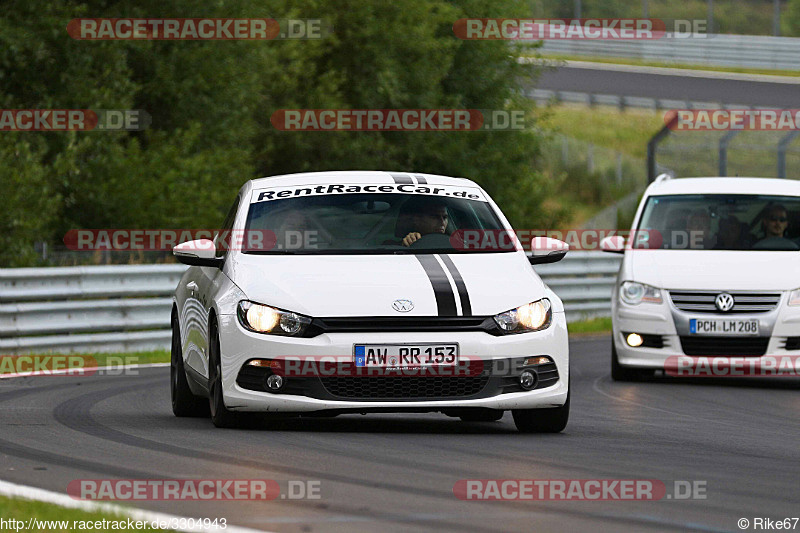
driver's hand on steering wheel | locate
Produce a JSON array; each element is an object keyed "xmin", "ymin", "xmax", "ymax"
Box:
[{"xmin": 402, "ymin": 232, "xmax": 422, "ymax": 247}]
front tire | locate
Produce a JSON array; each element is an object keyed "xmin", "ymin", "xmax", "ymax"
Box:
[
  {"xmin": 512, "ymin": 392, "xmax": 569, "ymax": 433},
  {"xmin": 208, "ymin": 321, "xmax": 240, "ymax": 428},
  {"xmin": 171, "ymin": 316, "xmax": 209, "ymax": 417}
]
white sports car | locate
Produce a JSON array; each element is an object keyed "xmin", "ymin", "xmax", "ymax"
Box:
[{"xmin": 171, "ymin": 171, "xmax": 570, "ymax": 432}]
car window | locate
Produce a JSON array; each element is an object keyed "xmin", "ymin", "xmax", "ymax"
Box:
[
  {"xmin": 636, "ymin": 194, "xmax": 800, "ymax": 251},
  {"xmin": 242, "ymin": 192, "xmax": 508, "ymax": 254},
  {"xmin": 215, "ymin": 195, "xmax": 241, "ymax": 257}
]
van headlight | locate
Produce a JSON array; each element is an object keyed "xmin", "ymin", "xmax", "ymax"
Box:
[
  {"xmin": 238, "ymin": 301, "xmax": 312, "ymax": 336},
  {"xmin": 789, "ymin": 288, "xmax": 800, "ymax": 307},
  {"xmin": 620, "ymin": 281, "xmax": 662, "ymax": 305},
  {"xmin": 493, "ymin": 298, "xmax": 552, "ymax": 334}
]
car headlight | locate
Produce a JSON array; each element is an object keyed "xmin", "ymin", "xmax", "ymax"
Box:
[
  {"xmin": 493, "ymin": 298, "xmax": 552, "ymax": 334},
  {"xmin": 620, "ymin": 281, "xmax": 662, "ymax": 305},
  {"xmin": 789, "ymin": 288, "xmax": 800, "ymax": 307},
  {"xmin": 237, "ymin": 301, "xmax": 312, "ymax": 336}
]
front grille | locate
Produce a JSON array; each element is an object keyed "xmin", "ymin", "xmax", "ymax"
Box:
[
  {"xmin": 311, "ymin": 316, "xmax": 492, "ymax": 333},
  {"xmin": 669, "ymin": 291, "xmax": 780, "ymax": 313},
  {"xmin": 319, "ymin": 376, "xmax": 490, "ymax": 400},
  {"xmin": 679, "ymin": 336, "xmax": 769, "ymax": 356},
  {"xmin": 784, "ymin": 337, "xmax": 800, "ymax": 351}
]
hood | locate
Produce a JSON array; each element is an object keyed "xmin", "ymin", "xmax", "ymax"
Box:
[
  {"xmin": 227, "ymin": 252, "xmax": 545, "ymax": 317},
  {"xmin": 628, "ymin": 250, "xmax": 800, "ymax": 291}
]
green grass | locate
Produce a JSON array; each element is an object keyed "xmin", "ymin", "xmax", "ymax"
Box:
[
  {"xmin": 0, "ymin": 495, "xmax": 161, "ymax": 532},
  {"xmin": 567, "ymin": 317, "xmax": 612, "ymax": 335},
  {"xmin": 538, "ymin": 53, "xmax": 800, "ymax": 78},
  {"xmin": 91, "ymin": 350, "xmax": 169, "ymax": 367},
  {"xmin": 0, "ymin": 350, "xmax": 169, "ymax": 375},
  {"xmin": 540, "ymin": 105, "xmax": 666, "ymax": 159}
]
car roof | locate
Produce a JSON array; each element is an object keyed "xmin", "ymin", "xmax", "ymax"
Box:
[
  {"xmin": 244, "ymin": 171, "xmax": 477, "ymax": 193},
  {"xmin": 644, "ymin": 177, "xmax": 800, "ymax": 197}
]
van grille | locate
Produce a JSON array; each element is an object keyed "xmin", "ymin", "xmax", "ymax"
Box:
[{"xmin": 669, "ymin": 291, "xmax": 780, "ymax": 313}]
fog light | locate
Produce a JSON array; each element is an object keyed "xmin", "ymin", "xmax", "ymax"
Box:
[
  {"xmin": 266, "ymin": 374, "xmax": 285, "ymax": 391},
  {"xmin": 519, "ymin": 370, "xmax": 537, "ymax": 390},
  {"xmin": 247, "ymin": 359, "xmax": 281, "ymax": 370},
  {"xmin": 523, "ymin": 356, "xmax": 551, "ymax": 366},
  {"xmin": 626, "ymin": 333, "xmax": 644, "ymax": 347}
]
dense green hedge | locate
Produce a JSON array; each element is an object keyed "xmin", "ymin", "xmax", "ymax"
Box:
[{"xmin": 0, "ymin": 0, "xmax": 568, "ymax": 266}]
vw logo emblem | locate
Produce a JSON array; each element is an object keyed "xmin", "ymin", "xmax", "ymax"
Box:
[
  {"xmin": 715, "ymin": 293, "xmax": 735, "ymax": 312},
  {"xmin": 392, "ymin": 299, "xmax": 414, "ymax": 312}
]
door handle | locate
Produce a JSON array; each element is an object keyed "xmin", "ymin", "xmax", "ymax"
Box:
[{"xmin": 187, "ymin": 281, "xmax": 199, "ymax": 292}]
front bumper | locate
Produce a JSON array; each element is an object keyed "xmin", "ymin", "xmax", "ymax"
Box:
[
  {"xmin": 216, "ymin": 312, "xmax": 569, "ymax": 412},
  {"xmin": 613, "ymin": 293, "xmax": 800, "ymax": 370}
]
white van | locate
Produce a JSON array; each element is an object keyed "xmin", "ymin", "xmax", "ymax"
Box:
[{"xmin": 601, "ymin": 176, "xmax": 800, "ymax": 380}]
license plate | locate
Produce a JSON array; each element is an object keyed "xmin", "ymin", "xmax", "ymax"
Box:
[
  {"xmin": 689, "ymin": 319, "xmax": 759, "ymax": 336},
  {"xmin": 354, "ymin": 344, "xmax": 458, "ymax": 367}
]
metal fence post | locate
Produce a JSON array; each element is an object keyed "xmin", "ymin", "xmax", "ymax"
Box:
[
  {"xmin": 778, "ymin": 130, "xmax": 800, "ymax": 178},
  {"xmin": 718, "ymin": 131, "xmax": 740, "ymax": 177},
  {"xmin": 647, "ymin": 115, "xmax": 677, "ymax": 182}
]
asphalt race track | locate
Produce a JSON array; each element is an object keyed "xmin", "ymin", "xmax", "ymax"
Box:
[
  {"xmin": 534, "ymin": 63, "xmax": 800, "ymax": 108},
  {"xmin": 1, "ymin": 336, "xmax": 798, "ymax": 533}
]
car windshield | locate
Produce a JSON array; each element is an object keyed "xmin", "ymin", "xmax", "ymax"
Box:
[
  {"xmin": 241, "ymin": 189, "xmax": 509, "ymax": 254},
  {"xmin": 636, "ymin": 194, "xmax": 800, "ymax": 251}
]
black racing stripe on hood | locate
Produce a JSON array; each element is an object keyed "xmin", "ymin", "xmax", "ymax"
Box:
[
  {"xmin": 439, "ymin": 254, "xmax": 472, "ymax": 316},
  {"xmin": 415, "ymin": 255, "xmax": 457, "ymax": 316},
  {"xmin": 389, "ymin": 173, "xmax": 413, "ymax": 184},
  {"xmin": 414, "ymin": 174, "xmax": 428, "ymax": 184}
]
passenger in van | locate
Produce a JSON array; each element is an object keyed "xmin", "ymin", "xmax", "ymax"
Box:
[
  {"xmin": 685, "ymin": 209, "xmax": 715, "ymax": 249},
  {"xmin": 663, "ymin": 208, "xmax": 692, "ymax": 249},
  {"xmin": 761, "ymin": 204, "xmax": 789, "ymax": 238},
  {"xmin": 713, "ymin": 215, "xmax": 752, "ymax": 250}
]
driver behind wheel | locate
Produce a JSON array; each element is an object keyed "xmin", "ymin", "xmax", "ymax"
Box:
[{"xmin": 389, "ymin": 197, "xmax": 450, "ymax": 247}]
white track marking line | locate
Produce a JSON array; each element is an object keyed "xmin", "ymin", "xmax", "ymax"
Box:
[
  {"xmin": 0, "ymin": 362, "xmax": 170, "ymax": 380},
  {"xmin": 0, "ymin": 479, "xmax": 271, "ymax": 532}
]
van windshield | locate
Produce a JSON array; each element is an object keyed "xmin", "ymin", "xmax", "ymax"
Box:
[{"xmin": 636, "ymin": 194, "xmax": 800, "ymax": 251}]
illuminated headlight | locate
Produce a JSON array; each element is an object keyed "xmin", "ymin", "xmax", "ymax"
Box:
[
  {"xmin": 493, "ymin": 298, "xmax": 552, "ymax": 334},
  {"xmin": 789, "ymin": 288, "xmax": 800, "ymax": 307},
  {"xmin": 237, "ymin": 301, "xmax": 312, "ymax": 336},
  {"xmin": 620, "ymin": 281, "xmax": 662, "ymax": 305}
]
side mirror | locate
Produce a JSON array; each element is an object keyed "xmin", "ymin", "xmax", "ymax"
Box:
[
  {"xmin": 600, "ymin": 235, "xmax": 626, "ymax": 254},
  {"xmin": 528, "ymin": 237, "xmax": 569, "ymax": 265},
  {"xmin": 173, "ymin": 239, "xmax": 223, "ymax": 267}
]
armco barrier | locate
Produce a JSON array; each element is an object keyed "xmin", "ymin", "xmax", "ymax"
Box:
[
  {"xmin": 540, "ymin": 33, "xmax": 800, "ymax": 71},
  {"xmin": 0, "ymin": 253, "xmax": 621, "ymax": 354}
]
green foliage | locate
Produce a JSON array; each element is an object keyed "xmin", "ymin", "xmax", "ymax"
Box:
[
  {"xmin": 783, "ymin": 0, "xmax": 800, "ymax": 35},
  {"xmin": 1, "ymin": 0, "xmax": 560, "ymax": 266},
  {"xmin": 0, "ymin": 136, "xmax": 58, "ymax": 266}
]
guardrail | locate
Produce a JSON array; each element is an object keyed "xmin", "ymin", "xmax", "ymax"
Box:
[
  {"xmin": 527, "ymin": 88, "xmax": 755, "ymax": 111},
  {"xmin": 540, "ymin": 33, "xmax": 800, "ymax": 71},
  {"xmin": 0, "ymin": 254, "xmax": 621, "ymax": 354}
]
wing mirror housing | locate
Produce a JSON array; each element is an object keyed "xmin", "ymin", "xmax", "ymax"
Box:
[
  {"xmin": 173, "ymin": 239, "xmax": 223, "ymax": 267},
  {"xmin": 528, "ymin": 237, "xmax": 569, "ymax": 265}
]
